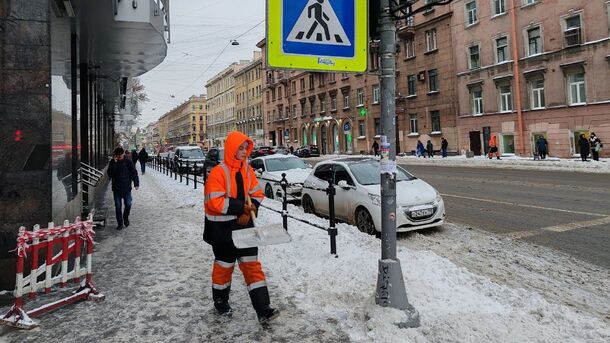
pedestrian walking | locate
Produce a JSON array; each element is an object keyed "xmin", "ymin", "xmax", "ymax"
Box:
[
  {"xmin": 416, "ymin": 140, "xmax": 425, "ymax": 158},
  {"xmin": 426, "ymin": 140, "xmax": 434, "ymax": 158},
  {"xmin": 203, "ymin": 131, "xmax": 279, "ymax": 324},
  {"xmin": 441, "ymin": 137, "xmax": 448, "ymax": 158},
  {"xmin": 579, "ymin": 134, "xmax": 590, "ymax": 162},
  {"xmin": 289, "ymin": 145, "xmax": 294, "ymax": 155},
  {"xmin": 536, "ymin": 136, "xmax": 549, "ymax": 160},
  {"xmin": 107, "ymin": 147, "xmax": 139, "ymax": 230},
  {"xmin": 372, "ymin": 140, "xmax": 380, "ymax": 157},
  {"xmin": 138, "ymin": 147, "xmax": 149, "ymax": 174},
  {"xmin": 488, "ymin": 135, "xmax": 501, "ymax": 160},
  {"xmin": 131, "ymin": 148, "xmax": 139, "ymax": 165},
  {"xmin": 590, "ymin": 133, "xmax": 603, "ymax": 161}
]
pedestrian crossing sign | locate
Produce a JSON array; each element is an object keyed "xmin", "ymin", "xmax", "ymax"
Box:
[{"xmin": 267, "ymin": 0, "xmax": 368, "ymax": 72}]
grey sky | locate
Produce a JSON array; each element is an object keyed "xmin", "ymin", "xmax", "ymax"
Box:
[{"xmin": 138, "ymin": 0, "xmax": 265, "ymax": 126}]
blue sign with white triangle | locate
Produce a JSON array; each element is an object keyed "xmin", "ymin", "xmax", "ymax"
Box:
[{"xmin": 267, "ymin": 0, "xmax": 367, "ymax": 72}]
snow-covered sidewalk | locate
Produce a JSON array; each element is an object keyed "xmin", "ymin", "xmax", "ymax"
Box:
[
  {"xmin": 315, "ymin": 154, "xmax": 610, "ymax": 174},
  {"xmin": 1, "ymin": 168, "xmax": 609, "ymax": 342}
]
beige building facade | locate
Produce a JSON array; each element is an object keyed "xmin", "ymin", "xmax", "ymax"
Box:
[
  {"xmin": 156, "ymin": 94, "xmax": 207, "ymax": 149},
  {"xmin": 234, "ymin": 52, "xmax": 265, "ymax": 146},
  {"xmin": 452, "ymin": 0, "xmax": 610, "ymax": 157},
  {"xmin": 205, "ymin": 62, "xmax": 248, "ymax": 147}
]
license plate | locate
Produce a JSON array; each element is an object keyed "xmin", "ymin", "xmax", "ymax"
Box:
[{"xmin": 410, "ymin": 208, "xmax": 434, "ymax": 218}]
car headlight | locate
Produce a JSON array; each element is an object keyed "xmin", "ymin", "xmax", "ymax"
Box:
[
  {"xmin": 434, "ymin": 192, "xmax": 442, "ymax": 205},
  {"xmin": 368, "ymin": 193, "xmax": 381, "ymax": 206}
]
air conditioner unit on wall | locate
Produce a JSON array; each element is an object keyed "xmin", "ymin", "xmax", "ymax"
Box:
[{"xmin": 418, "ymin": 72, "xmax": 426, "ymax": 81}]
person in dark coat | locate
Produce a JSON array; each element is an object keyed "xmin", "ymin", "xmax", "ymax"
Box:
[
  {"xmin": 441, "ymin": 137, "xmax": 448, "ymax": 158},
  {"xmin": 536, "ymin": 136, "xmax": 549, "ymax": 160},
  {"xmin": 372, "ymin": 140, "xmax": 380, "ymax": 157},
  {"xmin": 426, "ymin": 140, "xmax": 434, "ymax": 158},
  {"xmin": 107, "ymin": 147, "xmax": 139, "ymax": 230},
  {"xmin": 131, "ymin": 148, "xmax": 139, "ymax": 165},
  {"xmin": 416, "ymin": 140, "xmax": 425, "ymax": 157},
  {"xmin": 138, "ymin": 147, "xmax": 149, "ymax": 174},
  {"xmin": 578, "ymin": 134, "xmax": 590, "ymax": 162}
]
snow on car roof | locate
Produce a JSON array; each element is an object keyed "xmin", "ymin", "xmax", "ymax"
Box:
[
  {"xmin": 331, "ymin": 157, "xmax": 377, "ymax": 164},
  {"xmin": 254, "ymin": 154, "xmax": 297, "ymax": 160}
]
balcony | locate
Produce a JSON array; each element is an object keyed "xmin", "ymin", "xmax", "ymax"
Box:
[{"xmin": 397, "ymin": 19, "xmax": 415, "ymax": 39}]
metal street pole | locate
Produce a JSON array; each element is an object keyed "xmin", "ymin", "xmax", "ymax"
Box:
[{"xmin": 375, "ymin": 0, "xmax": 419, "ymax": 328}]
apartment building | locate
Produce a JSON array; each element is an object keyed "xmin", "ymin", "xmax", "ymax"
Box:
[
  {"xmin": 205, "ymin": 62, "xmax": 248, "ymax": 147},
  {"xmin": 259, "ymin": 39, "xmax": 383, "ymax": 155},
  {"xmin": 234, "ymin": 52, "xmax": 265, "ymax": 146},
  {"xmin": 453, "ymin": 0, "xmax": 610, "ymax": 157},
  {"xmin": 395, "ymin": 3, "xmax": 458, "ymax": 154},
  {"xmin": 157, "ymin": 95, "xmax": 207, "ymax": 148}
]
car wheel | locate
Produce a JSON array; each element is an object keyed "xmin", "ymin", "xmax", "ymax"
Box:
[
  {"xmin": 356, "ymin": 207, "xmax": 376, "ymax": 235},
  {"xmin": 265, "ymin": 184, "xmax": 274, "ymax": 199},
  {"xmin": 302, "ymin": 194, "xmax": 315, "ymax": 214}
]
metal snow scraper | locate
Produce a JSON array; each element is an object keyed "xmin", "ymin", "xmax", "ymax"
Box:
[{"xmin": 231, "ymin": 196, "xmax": 292, "ymax": 248}]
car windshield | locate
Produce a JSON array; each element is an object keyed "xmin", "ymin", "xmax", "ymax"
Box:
[
  {"xmin": 181, "ymin": 149, "xmax": 204, "ymax": 158},
  {"xmin": 265, "ymin": 157, "xmax": 308, "ymax": 172},
  {"xmin": 349, "ymin": 162, "xmax": 416, "ymax": 185}
]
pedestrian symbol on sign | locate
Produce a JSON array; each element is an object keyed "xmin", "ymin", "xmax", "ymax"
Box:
[{"xmin": 287, "ymin": 0, "xmax": 350, "ymax": 46}]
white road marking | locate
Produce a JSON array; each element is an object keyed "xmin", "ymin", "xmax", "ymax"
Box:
[
  {"xmin": 507, "ymin": 216, "xmax": 610, "ymax": 239},
  {"xmin": 442, "ymin": 193, "xmax": 607, "ymax": 217}
]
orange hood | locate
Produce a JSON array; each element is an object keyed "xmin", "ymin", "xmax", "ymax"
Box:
[{"xmin": 223, "ymin": 131, "xmax": 253, "ymax": 170}]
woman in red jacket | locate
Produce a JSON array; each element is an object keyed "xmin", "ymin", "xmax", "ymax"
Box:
[{"xmin": 203, "ymin": 131, "xmax": 279, "ymax": 323}]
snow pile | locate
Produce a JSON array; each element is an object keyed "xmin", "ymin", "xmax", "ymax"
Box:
[
  {"xmin": 255, "ymin": 197, "xmax": 610, "ymax": 341},
  {"xmin": 315, "ymin": 153, "xmax": 610, "ymax": 174}
]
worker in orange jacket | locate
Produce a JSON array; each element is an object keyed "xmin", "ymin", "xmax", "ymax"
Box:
[
  {"xmin": 203, "ymin": 131, "xmax": 279, "ymax": 323},
  {"xmin": 488, "ymin": 134, "xmax": 501, "ymax": 160}
]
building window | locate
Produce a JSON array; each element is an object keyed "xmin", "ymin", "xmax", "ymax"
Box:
[
  {"xmin": 607, "ymin": 1, "xmax": 610, "ymax": 36},
  {"xmin": 428, "ymin": 69, "xmax": 438, "ymax": 93},
  {"xmin": 310, "ymin": 99, "xmax": 316, "ymax": 115},
  {"xmin": 526, "ymin": 26, "xmax": 542, "ymax": 56},
  {"xmin": 499, "ymin": 85, "xmax": 513, "ymax": 112},
  {"xmin": 319, "ymin": 73, "xmax": 325, "ymax": 87},
  {"xmin": 309, "ymin": 75, "xmax": 315, "ymax": 90},
  {"xmin": 502, "ymin": 134, "xmax": 515, "ymax": 154},
  {"xmin": 567, "ymin": 72, "xmax": 586, "ymax": 105},
  {"xmin": 341, "ymin": 73, "xmax": 349, "ymax": 79},
  {"xmin": 425, "ymin": 29, "xmax": 437, "ymax": 52},
  {"xmin": 343, "ymin": 93, "xmax": 350, "ymax": 108},
  {"xmin": 301, "ymin": 102, "xmax": 307, "ymax": 116},
  {"xmin": 431, "ymin": 111, "xmax": 441, "ymax": 132},
  {"xmin": 373, "ymin": 85, "xmax": 380, "ymax": 104},
  {"xmin": 405, "ymin": 38, "xmax": 415, "ymax": 58},
  {"xmin": 495, "ymin": 36, "xmax": 508, "ymax": 63},
  {"xmin": 278, "ymin": 86, "xmax": 282, "ymax": 99},
  {"xmin": 564, "ymin": 14, "xmax": 583, "ymax": 47},
  {"xmin": 300, "ymin": 78, "xmax": 305, "ymax": 92},
  {"xmin": 530, "ymin": 79, "xmax": 545, "ymax": 109},
  {"xmin": 375, "ymin": 118, "xmax": 381, "ymax": 135},
  {"xmin": 465, "ymin": 1, "xmax": 478, "ymax": 26},
  {"xmin": 408, "ymin": 75, "xmax": 417, "ymax": 96},
  {"xmin": 493, "ymin": 0, "xmax": 506, "ymax": 16},
  {"xmin": 331, "ymin": 95, "xmax": 337, "ymax": 111},
  {"xmin": 522, "ymin": 0, "xmax": 537, "ymax": 6},
  {"xmin": 358, "ymin": 121, "xmax": 365, "ymax": 136},
  {"xmin": 320, "ymin": 96, "xmax": 326, "ymax": 113},
  {"xmin": 471, "ymin": 88, "xmax": 483, "ymax": 115},
  {"xmin": 329, "ymin": 73, "xmax": 336, "ymax": 83},
  {"xmin": 409, "ymin": 114, "xmax": 418, "ymax": 133},
  {"xmin": 357, "ymin": 88, "xmax": 365, "ymax": 106},
  {"xmin": 292, "ymin": 104, "xmax": 298, "ymax": 118},
  {"xmin": 468, "ymin": 45, "xmax": 480, "ymax": 69},
  {"xmin": 291, "ymin": 81, "xmax": 297, "ymax": 95}
]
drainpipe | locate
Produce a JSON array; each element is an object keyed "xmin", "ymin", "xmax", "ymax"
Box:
[{"xmin": 509, "ymin": 0, "xmax": 525, "ymax": 155}]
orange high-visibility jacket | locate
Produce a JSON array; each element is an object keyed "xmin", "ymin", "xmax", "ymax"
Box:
[
  {"xmin": 203, "ymin": 131, "xmax": 264, "ymax": 245},
  {"xmin": 489, "ymin": 135, "xmax": 498, "ymax": 148}
]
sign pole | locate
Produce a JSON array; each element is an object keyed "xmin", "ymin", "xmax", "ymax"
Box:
[{"xmin": 374, "ymin": 0, "xmax": 419, "ymax": 328}]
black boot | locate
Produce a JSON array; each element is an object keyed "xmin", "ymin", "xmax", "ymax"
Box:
[
  {"xmin": 256, "ymin": 306, "xmax": 280, "ymax": 324},
  {"xmin": 214, "ymin": 299, "xmax": 233, "ymax": 317}
]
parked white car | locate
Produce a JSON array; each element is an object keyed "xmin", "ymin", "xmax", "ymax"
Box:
[
  {"xmin": 250, "ymin": 155, "xmax": 313, "ymax": 202},
  {"xmin": 301, "ymin": 158, "xmax": 445, "ymax": 234}
]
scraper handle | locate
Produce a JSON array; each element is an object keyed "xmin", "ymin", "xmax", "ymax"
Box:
[{"xmin": 246, "ymin": 196, "xmax": 257, "ymax": 222}]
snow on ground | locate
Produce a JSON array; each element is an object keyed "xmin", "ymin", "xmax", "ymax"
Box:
[
  {"xmin": 2, "ymin": 168, "xmax": 608, "ymax": 342},
  {"xmin": 315, "ymin": 153, "xmax": 610, "ymax": 174}
]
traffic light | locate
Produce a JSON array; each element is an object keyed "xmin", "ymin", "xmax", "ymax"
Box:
[{"xmin": 14, "ymin": 129, "xmax": 23, "ymax": 142}]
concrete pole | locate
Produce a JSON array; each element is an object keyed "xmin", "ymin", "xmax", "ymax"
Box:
[{"xmin": 374, "ymin": 0, "xmax": 419, "ymax": 328}]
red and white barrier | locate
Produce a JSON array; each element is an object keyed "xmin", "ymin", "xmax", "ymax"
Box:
[{"xmin": 1, "ymin": 213, "xmax": 105, "ymax": 329}]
